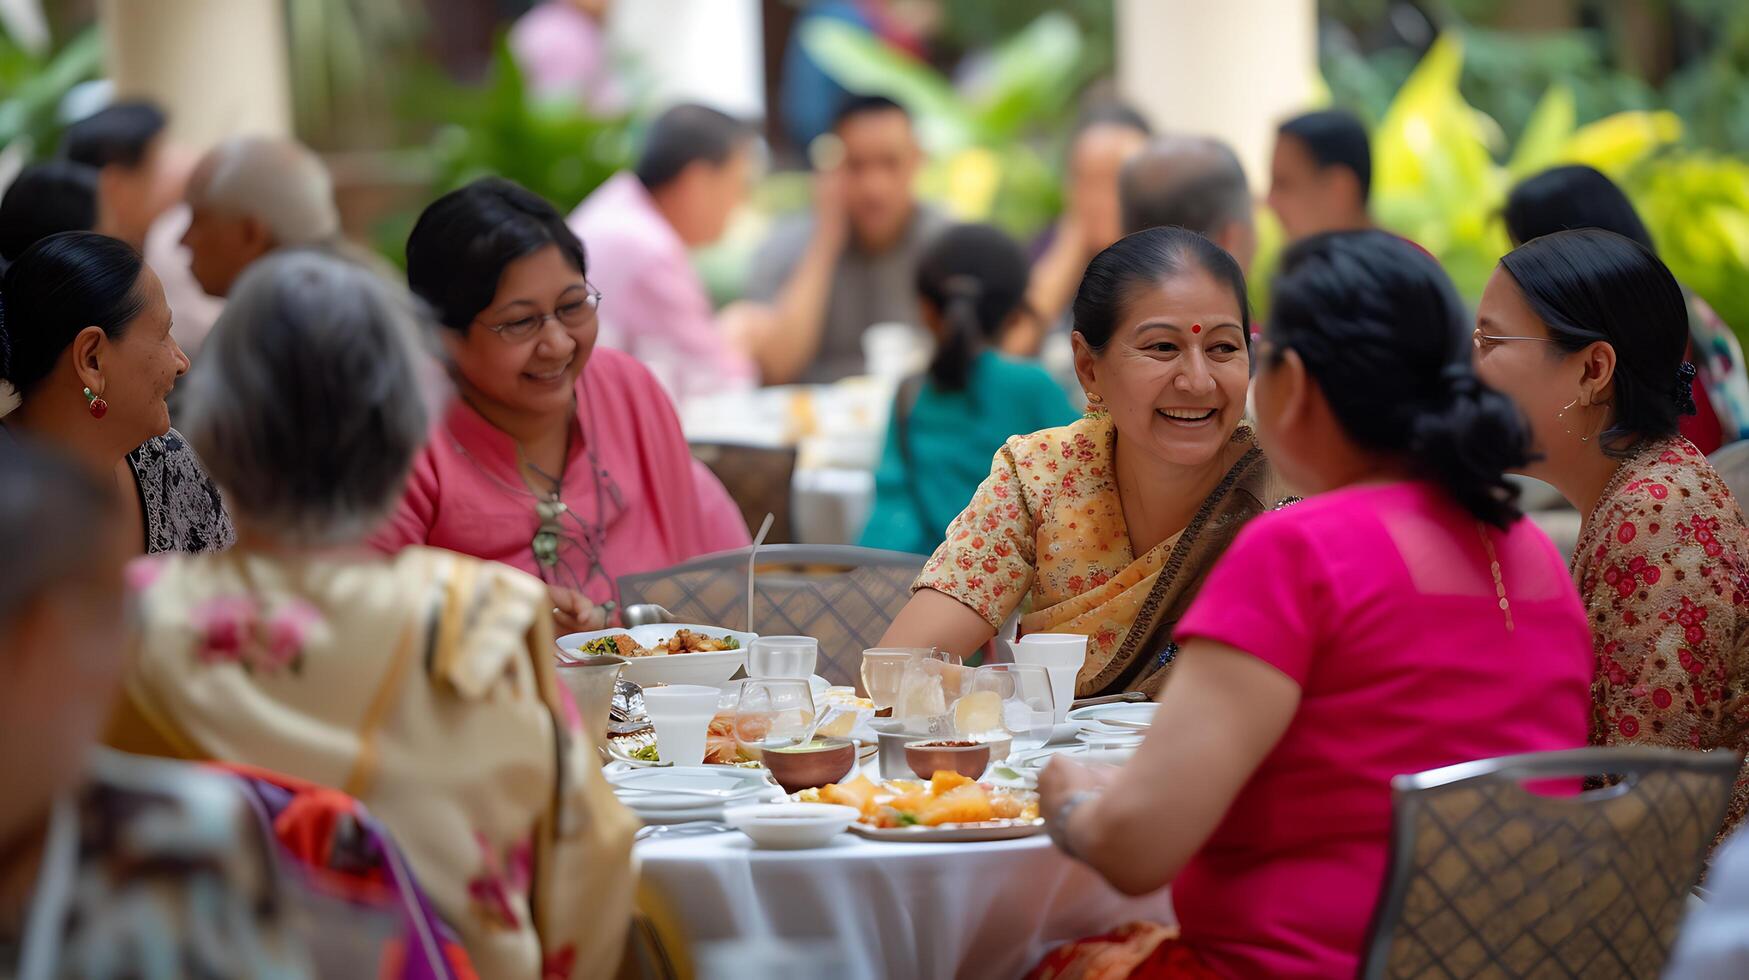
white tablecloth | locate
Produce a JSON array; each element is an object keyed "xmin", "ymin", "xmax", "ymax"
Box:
[{"xmin": 635, "ymin": 830, "xmax": 1174, "ymax": 979}]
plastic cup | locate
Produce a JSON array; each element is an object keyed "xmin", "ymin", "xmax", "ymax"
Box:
[
  {"xmin": 640, "ymin": 684, "xmax": 722, "ymax": 766},
  {"xmin": 1012, "ymin": 633, "xmax": 1088, "ymax": 723},
  {"xmin": 747, "ymin": 636, "xmax": 819, "ymax": 679}
]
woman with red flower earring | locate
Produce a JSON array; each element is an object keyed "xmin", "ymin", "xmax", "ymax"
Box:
[{"xmin": 0, "ymin": 231, "xmax": 230, "ymax": 554}]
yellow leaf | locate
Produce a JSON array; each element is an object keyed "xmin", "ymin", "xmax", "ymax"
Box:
[{"xmin": 1559, "ymin": 111, "xmax": 1682, "ymax": 177}]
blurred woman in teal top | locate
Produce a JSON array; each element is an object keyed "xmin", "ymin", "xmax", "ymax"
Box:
[{"xmin": 860, "ymin": 223, "xmax": 1078, "ymax": 555}]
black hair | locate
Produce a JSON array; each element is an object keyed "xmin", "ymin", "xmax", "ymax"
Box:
[
  {"xmin": 1072, "ymin": 226, "xmax": 1250, "ymax": 352},
  {"xmin": 1497, "ymin": 228, "xmax": 1693, "ymax": 453},
  {"xmin": 1119, "ymin": 138, "xmax": 1252, "ymax": 238},
  {"xmin": 1503, "ymin": 165, "xmax": 1654, "ymax": 251},
  {"xmin": 0, "ymin": 161, "xmax": 99, "ymax": 265},
  {"xmin": 0, "ymin": 436, "xmax": 115, "ymax": 629},
  {"xmin": 915, "ymin": 223, "xmax": 1030, "ymax": 391},
  {"xmin": 1072, "ymin": 102, "xmax": 1151, "ymax": 140},
  {"xmin": 405, "ymin": 177, "xmax": 587, "ymax": 334},
  {"xmin": 0, "ymin": 232, "xmax": 148, "ymax": 397},
  {"xmin": 1277, "ymin": 109, "xmax": 1372, "ymax": 202},
  {"xmin": 832, "ymin": 94, "xmax": 909, "ymax": 130},
  {"xmin": 1267, "ymin": 230, "xmax": 1529, "ymax": 528},
  {"xmin": 61, "ymin": 102, "xmax": 168, "ymax": 170},
  {"xmin": 634, "ymin": 104, "xmax": 757, "ymax": 191}
]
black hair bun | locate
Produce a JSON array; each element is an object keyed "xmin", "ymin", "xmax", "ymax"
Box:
[{"xmin": 1674, "ymin": 361, "xmax": 1699, "ymax": 417}]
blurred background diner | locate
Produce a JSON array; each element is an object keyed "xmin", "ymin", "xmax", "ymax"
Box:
[{"xmin": 9, "ymin": 1, "xmax": 1749, "ymax": 977}]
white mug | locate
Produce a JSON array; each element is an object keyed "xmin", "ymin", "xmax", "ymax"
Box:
[
  {"xmin": 1012, "ymin": 633, "xmax": 1088, "ymax": 723},
  {"xmin": 641, "ymin": 684, "xmax": 722, "ymax": 766}
]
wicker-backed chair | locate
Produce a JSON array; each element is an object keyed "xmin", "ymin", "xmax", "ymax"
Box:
[
  {"xmin": 691, "ymin": 442, "xmax": 796, "ymax": 544},
  {"xmin": 1360, "ymin": 746, "xmax": 1738, "ymax": 979},
  {"xmin": 616, "ymin": 544, "xmax": 927, "ymax": 688}
]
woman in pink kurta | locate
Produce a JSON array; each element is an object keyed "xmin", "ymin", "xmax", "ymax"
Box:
[
  {"xmin": 1033, "ymin": 231, "xmax": 1593, "ymax": 979},
  {"xmin": 372, "ymin": 177, "xmax": 748, "ymax": 627}
]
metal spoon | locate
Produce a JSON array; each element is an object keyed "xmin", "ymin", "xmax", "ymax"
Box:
[{"xmin": 622, "ymin": 604, "xmax": 677, "ymax": 628}]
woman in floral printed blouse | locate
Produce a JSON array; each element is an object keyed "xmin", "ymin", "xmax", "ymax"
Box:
[
  {"xmin": 880, "ymin": 227, "xmax": 1293, "ymax": 697},
  {"xmin": 104, "ymin": 252, "xmax": 638, "ymax": 978},
  {"xmin": 1476, "ymin": 228, "xmax": 1749, "ymax": 841}
]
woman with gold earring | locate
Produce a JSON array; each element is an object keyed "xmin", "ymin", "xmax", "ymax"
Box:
[
  {"xmin": 1475, "ymin": 227, "xmax": 1749, "ymax": 847},
  {"xmin": 0, "ymin": 232, "xmax": 230, "ymax": 554}
]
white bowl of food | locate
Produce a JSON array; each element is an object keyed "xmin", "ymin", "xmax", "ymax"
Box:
[
  {"xmin": 558, "ymin": 625, "xmax": 755, "ymax": 689},
  {"xmin": 723, "ymin": 802, "xmax": 860, "ymax": 849}
]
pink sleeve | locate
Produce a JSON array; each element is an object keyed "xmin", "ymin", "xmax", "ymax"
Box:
[
  {"xmin": 368, "ymin": 447, "xmax": 438, "ymax": 555},
  {"xmin": 1174, "ymin": 512, "xmax": 1330, "ymax": 686},
  {"xmin": 619, "ymin": 264, "xmax": 757, "ymax": 398}
]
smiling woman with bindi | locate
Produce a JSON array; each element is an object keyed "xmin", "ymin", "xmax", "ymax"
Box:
[{"xmin": 880, "ymin": 226, "xmax": 1297, "ymax": 697}]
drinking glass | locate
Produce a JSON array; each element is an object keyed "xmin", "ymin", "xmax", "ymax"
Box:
[
  {"xmin": 1013, "ymin": 633, "xmax": 1088, "ymax": 723},
  {"xmin": 734, "ymin": 678, "xmax": 817, "ymax": 761},
  {"xmin": 860, "ymin": 648, "xmax": 926, "ymax": 711},
  {"xmin": 966, "ymin": 664, "xmax": 1055, "ymax": 751},
  {"xmin": 748, "ymin": 636, "xmax": 819, "ymax": 679}
]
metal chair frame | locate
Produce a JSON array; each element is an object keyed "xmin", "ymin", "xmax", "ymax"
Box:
[{"xmin": 1359, "ymin": 746, "xmax": 1739, "ymax": 979}]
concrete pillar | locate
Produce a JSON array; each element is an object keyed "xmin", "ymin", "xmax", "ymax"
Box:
[
  {"xmin": 97, "ymin": 0, "xmax": 291, "ymax": 146},
  {"xmin": 1114, "ymin": 0, "xmax": 1317, "ymax": 189}
]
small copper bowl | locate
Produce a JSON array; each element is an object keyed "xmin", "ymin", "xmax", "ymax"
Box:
[
  {"xmin": 904, "ymin": 739, "xmax": 992, "ymax": 781},
  {"xmin": 763, "ymin": 737, "xmax": 857, "ymax": 794}
]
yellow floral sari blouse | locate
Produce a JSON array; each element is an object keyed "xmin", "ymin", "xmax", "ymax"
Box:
[
  {"xmin": 916, "ymin": 414, "xmax": 1287, "ymax": 696},
  {"xmin": 107, "ymin": 546, "xmax": 639, "ymax": 980}
]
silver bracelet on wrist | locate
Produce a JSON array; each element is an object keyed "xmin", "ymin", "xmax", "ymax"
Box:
[{"xmin": 1046, "ymin": 788, "xmax": 1103, "ymax": 860}]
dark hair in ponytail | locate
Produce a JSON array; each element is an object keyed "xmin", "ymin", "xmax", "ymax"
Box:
[
  {"xmin": 0, "ymin": 231, "xmax": 147, "ymax": 397},
  {"xmin": 1267, "ymin": 230, "xmax": 1530, "ymax": 528},
  {"xmin": 915, "ymin": 223, "xmax": 1030, "ymax": 391},
  {"xmin": 1497, "ymin": 228, "xmax": 1692, "ymax": 455}
]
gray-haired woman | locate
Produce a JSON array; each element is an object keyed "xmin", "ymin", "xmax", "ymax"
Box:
[{"xmin": 106, "ymin": 250, "xmax": 639, "ymax": 980}]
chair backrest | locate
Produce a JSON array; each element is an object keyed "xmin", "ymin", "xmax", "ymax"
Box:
[
  {"xmin": 692, "ymin": 442, "xmax": 797, "ymax": 544},
  {"xmin": 1708, "ymin": 441, "xmax": 1749, "ymax": 510},
  {"xmin": 617, "ymin": 544, "xmax": 927, "ymax": 688},
  {"xmin": 1360, "ymin": 746, "xmax": 1738, "ymax": 980}
]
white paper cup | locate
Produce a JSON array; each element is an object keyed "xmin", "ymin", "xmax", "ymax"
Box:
[
  {"xmin": 748, "ymin": 636, "xmax": 819, "ymax": 679},
  {"xmin": 1013, "ymin": 633, "xmax": 1088, "ymax": 723},
  {"xmin": 641, "ymin": 684, "xmax": 723, "ymax": 766}
]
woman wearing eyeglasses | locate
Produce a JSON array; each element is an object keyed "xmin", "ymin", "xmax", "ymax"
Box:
[
  {"xmin": 371, "ymin": 178, "xmax": 750, "ymax": 631},
  {"xmin": 1474, "ymin": 227, "xmax": 1749, "ymax": 845}
]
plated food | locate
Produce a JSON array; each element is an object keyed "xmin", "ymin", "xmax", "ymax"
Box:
[
  {"xmin": 797, "ymin": 772, "xmax": 1039, "ymax": 830},
  {"xmin": 578, "ymin": 629, "xmax": 741, "ymax": 659}
]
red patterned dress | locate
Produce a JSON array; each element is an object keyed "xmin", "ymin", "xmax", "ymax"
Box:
[{"xmin": 1573, "ymin": 437, "xmax": 1749, "ymax": 841}]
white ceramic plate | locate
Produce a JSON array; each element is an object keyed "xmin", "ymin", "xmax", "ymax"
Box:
[
  {"xmin": 847, "ymin": 818, "xmax": 1044, "ymax": 842},
  {"xmin": 557, "ymin": 624, "xmax": 756, "ymax": 688},
  {"xmin": 724, "ymin": 803, "xmax": 859, "ymax": 849},
  {"xmin": 607, "ymin": 765, "xmax": 774, "ymax": 811},
  {"xmin": 1065, "ymin": 702, "xmax": 1157, "ymax": 731}
]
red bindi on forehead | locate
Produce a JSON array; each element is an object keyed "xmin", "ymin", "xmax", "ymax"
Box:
[{"xmin": 1191, "ymin": 323, "xmax": 1202, "ymax": 334}]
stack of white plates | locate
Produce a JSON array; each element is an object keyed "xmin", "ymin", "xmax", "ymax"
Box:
[
  {"xmin": 608, "ymin": 766, "xmax": 782, "ymax": 825},
  {"xmin": 1065, "ymin": 702, "xmax": 1157, "ymax": 737}
]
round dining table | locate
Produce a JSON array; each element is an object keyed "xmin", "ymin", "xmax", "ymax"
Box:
[{"xmin": 634, "ymin": 826, "xmax": 1175, "ymax": 979}]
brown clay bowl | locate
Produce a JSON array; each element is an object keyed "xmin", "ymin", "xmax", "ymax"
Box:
[
  {"xmin": 904, "ymin": 739, "xmax": 992, "ymax": 781},
  {"xmin": 763, "ymin": 737, "xmax": 857, "ymax": 793}
]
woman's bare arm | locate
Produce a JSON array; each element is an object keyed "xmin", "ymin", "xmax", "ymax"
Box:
[
  {"xmin": 1040, "ymin": 638, "xmax": 1301, "ymax": 895},
  {"xmin": 876, "ymin": 587, "xmax": 998, "ymax": 657}
]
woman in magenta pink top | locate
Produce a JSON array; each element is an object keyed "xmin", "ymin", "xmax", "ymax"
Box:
[
  {"xmin": 1033, "ymin": 231, "xmax": 1594, "ymax": 979},
  {"xmin": 372, "ymin": 178, "xmax": 749, "ymax": 632}
]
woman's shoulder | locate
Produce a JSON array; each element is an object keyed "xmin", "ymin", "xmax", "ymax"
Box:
[
  {"xmin": 585, "ymin": 345, "xmax": 667, "ymax": 398},
  {"xmin": 1001, "ymin": 414, "xmax": 1109, "ymax": 464},
  {"xmin": 130, "ymin": 428, "xmax": 236, "ymax": 554},
  {"xmin": 1599, "ymin": 438, "xmax": 1744, "ymax": 527}
]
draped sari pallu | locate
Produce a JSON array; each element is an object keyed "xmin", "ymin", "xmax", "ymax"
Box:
[{"xmin": 918, "ymin": 416, "xmax": 1290, "ymax": 698}]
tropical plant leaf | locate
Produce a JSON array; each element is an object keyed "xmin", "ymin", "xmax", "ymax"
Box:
[
  {"xmin": 797, "ymin": 17, "xmax": 972, "ymax": 151},
  {"xmin": 1560, "ymin": 110, "xmax": 1683, "ymax": 178},
  {"xmin": 0, "ymin": 27, "xmax": 101, "ymax": 154},
  {"xmin": 1505, "ymin": 84, "xmax": 1575, "ymax": 179},
  {"xmin": 965, "ymin": 12, "xmax": 1083, "ymax": 141}
]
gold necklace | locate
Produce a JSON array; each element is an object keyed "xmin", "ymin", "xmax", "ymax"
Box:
[{"xmin": 1476, "ymin": 522, "xmax": 1514, "ymax": 633}]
